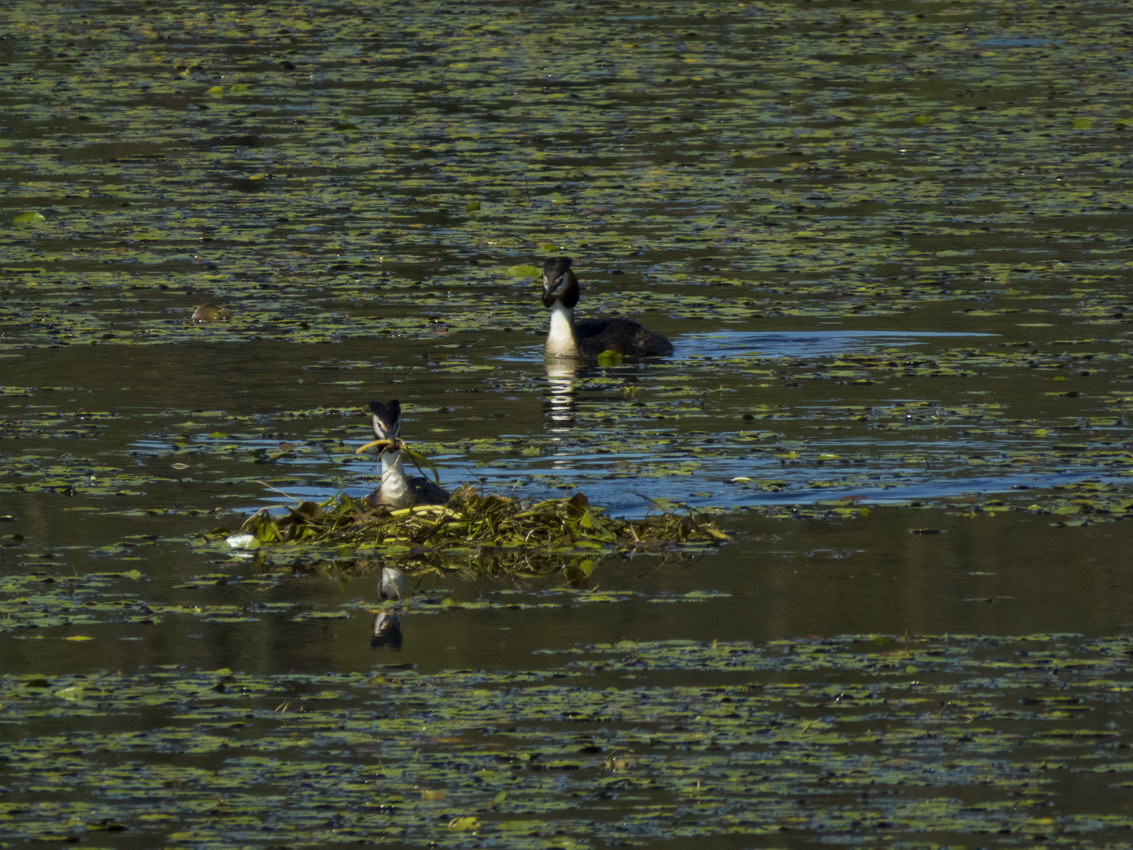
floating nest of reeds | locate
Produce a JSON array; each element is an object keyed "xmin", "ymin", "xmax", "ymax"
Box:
[{"xmin": 220, "ymin": 485, "xmax": 728, "ymax": 575}]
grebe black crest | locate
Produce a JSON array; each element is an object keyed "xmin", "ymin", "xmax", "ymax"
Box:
[
  {"xmin": 541, "ymin": 257, "xmax": 673, "ymax": 360},
  {"xmin": 365, "ymin": 400, "xmax": 450, "ymax": 509}
]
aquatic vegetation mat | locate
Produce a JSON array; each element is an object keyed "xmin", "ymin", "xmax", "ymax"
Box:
[
  {"xmin": 3, "ymin": 633, "xmax": 1133, "ymax": 846},
  {"xmin": 215, "ymin": 488, "xmax": 728, "ymax": 574}
]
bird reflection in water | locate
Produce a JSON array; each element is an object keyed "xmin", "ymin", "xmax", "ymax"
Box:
[
  {"xmin": 544, "ymin": 359, "xmax": 580, "ymax": 431},
  {"xmin": 542, "ymin": 361, "xmax": 598, "ymax": 592},
  {"xmin": 544, "ymin": 358, "xmax": 593, "ymax": 489},
  {"xmin": 370, "ymin": 566, "xmax": 406, "ymax": 651}
]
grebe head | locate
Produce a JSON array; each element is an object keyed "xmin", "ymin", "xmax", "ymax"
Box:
[
  {"xmin": 542, "ymin": 257, "xmax": 585, "ymax": 358},
  {"xmin": 363, "ymin": 399, "xmax": 451, "ymax": 508},
  {"xmin": 542, "ymin": 257, "xmax": 580, "ymax": 309},
  {"xmin": 369, "ymin": 399, "xmax": 402, "ymax": 445}
]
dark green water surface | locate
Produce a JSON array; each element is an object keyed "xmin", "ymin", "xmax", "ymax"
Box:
[{"xmin": 3, "ymin": 0, "xmax": 1133, "ymax": 846}]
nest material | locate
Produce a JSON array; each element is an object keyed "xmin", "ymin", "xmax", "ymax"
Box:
[{"xmin": 236, "ymin": 485, "xmax": 727, "ymax": 561}]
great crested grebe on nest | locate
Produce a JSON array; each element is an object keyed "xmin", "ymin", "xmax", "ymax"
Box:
[{"xmin": 358, "ymin": 400, "xmax": 450, "ymax": 509}]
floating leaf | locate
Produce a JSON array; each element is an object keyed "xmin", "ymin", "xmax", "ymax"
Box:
[
  {"xmin": 596, "ymin": 349, "xmax": 624, "ymax": 366},
  {"xmin": 191, "ymin": 304, "xmax": 232, "ymax": 322},
  {"xmin": 12, "ymin": 211, "xmax": 46, "ymax": 227}
]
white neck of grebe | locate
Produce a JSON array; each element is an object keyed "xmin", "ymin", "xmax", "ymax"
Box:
[
  {"xmin": 379, "ymin": 450, "xmax": 414, "ymax": 508},
  {"xmin": 544, "ymin": 301, "xmax": 581, "ymax": 358}
]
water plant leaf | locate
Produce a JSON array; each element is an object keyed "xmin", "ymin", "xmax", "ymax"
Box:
[
  {"xmin": 12, "ymin": 211, "xmax": 46, "ymax": 227},
  {"xmin": 596, "ymin": 349, "xmax": 624, "ymax": 366},
  {"xmin": 191, "ymin": 304, "xmax": 232, "ymax": 322}
]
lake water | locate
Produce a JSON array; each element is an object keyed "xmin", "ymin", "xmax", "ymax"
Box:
[{"xmin": 3, "ymin": 0, "xmax": 1133, "ymax": 845}]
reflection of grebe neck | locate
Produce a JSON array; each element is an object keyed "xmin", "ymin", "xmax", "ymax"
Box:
[{"xmin": 544, "ymin": 360, "xmax": 580, "ymax": 431}]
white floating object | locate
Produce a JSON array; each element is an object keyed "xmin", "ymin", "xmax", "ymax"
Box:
[{"xmin": 225, "ymin": 533, "xmax": 259, "ymax": 550}]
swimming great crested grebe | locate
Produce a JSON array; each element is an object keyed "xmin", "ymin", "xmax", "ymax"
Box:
[
  {"xmin": 363, "ymin": 400, "xmax": 450, "ymax": 509},
  {"xmin": 541, "ymin": 257, "xmax": 673, "ymax": 360}
]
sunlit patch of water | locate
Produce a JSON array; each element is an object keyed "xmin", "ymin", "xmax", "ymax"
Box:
[
  {"xmin": 185, "ymin": 322, "xmax": 1119, "ymax": 517},
  {"xmin": 499, "ymin": 329, "xmax": 996, "ymax": 365},
  {"xmin": 279, "ymin": 435, "xmax": 1129, "ymax": 521},
  {"xmin": 673, "ymin": 329, "xmax": 996, "ymax": 360}
]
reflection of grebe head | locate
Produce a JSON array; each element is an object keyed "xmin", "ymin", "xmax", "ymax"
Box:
[
  {"xmin": 541, "ymin": 256, "xmax": 580, "ymax": 309},
  {"xmin": 369, "ymin": 400, "xmax": 402, "ymax": 445}
]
